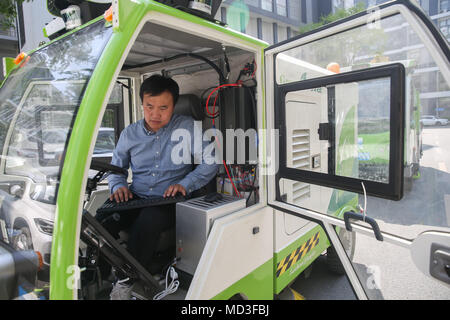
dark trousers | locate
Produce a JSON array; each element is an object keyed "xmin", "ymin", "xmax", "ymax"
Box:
[{"xmin": 96, "ymin": 203, "xmax": 176, "ymax": 279}]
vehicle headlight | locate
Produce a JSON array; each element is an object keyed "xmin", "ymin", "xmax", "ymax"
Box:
[{"xmin": 34, "ymin": 218, "xmax": 54, "ymax": 235}]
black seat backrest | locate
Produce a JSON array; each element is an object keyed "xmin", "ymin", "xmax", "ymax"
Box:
[
  {"xmin": 174, "ymin": 94, "xmax": 205, "ymax": 121},
  {"xmin": 174, "ymin": 94, "xmax": 216, "ymax": 196}
]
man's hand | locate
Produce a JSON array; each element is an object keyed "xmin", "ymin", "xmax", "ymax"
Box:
[
  {"xmin": 110, "ymin": 186, "xmax": 134, "ymax": 203},
  {"xmin": 164, "ymin": 184, "xmax": 186, "ymax": 198}
]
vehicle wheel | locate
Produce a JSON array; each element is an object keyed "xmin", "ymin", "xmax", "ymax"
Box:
[
  {"xmin": 326, "ymin": 227, "xmax": 356, "ymax": 275},
  {"xmin": 437, "ymin": 122, "xmax": 442, "ymax": 126},
  {"xmin": 12, "ymin": 226, "xmax": 34, "ymax": 251}
]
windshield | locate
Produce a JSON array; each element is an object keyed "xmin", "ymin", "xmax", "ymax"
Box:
[
  {"xmin": 0, "ymin": 20, "xmax": 112, "ymax": 203},
  {"xmin": 0, "ymin": 20, "xmax": 112, "ymax": 299}
]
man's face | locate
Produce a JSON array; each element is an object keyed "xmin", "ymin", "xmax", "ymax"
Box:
[{"xmin": 142, "ymin": 90, "xmax": 175, "ymax": 132}]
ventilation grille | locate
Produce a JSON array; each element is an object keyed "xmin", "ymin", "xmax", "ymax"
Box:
[
  {"xmin": 291, "ymin": 129, "xmax": 310, "ymax": 169},
  {"xmin": 185, "ymin": 194, "xmax": 239, "ymax": 210},
  {"xmin": 291, "ymin": 129, "xmax": 310, "ymax": 202}
]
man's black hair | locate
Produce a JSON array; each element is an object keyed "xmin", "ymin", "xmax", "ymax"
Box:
[{"xmin": 140, "ymin": 74, "xmax": 180, "ymax": 105}]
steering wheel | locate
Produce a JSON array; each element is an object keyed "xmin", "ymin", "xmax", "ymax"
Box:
[
  {"xmin": 86, "ymin": 159, "xmax": 127, "ymax": 199},
  {"xmin": 90, "ymin": 159, "xmax": 127, "ymax": 176}
]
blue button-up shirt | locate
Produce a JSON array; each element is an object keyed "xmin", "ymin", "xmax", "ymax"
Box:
[{"xmin": 108, "ymin": 114, "xmax": 219, "ymax": 198}]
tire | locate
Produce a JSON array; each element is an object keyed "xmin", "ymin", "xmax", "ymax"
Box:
[
  {"xmin": 12, "ymin": 226, "xmax": 34, "ymax": 251},
  {"xmin": 326, "ymin": 227, "xmax": 356, "ymax": 275}
]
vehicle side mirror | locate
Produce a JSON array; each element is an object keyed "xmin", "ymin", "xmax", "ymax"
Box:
[{"xmin": 0, "ymin": 241, "xmax": 42, "ymax": 300}]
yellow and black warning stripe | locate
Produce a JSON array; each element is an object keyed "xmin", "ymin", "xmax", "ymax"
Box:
[{"xmin": 276, "ymin": 232, "xmax": 320, "ymax": 278}]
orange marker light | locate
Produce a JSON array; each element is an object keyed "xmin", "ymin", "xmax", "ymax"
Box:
[
  {"xmin": 327, "ymin": 62, "xmax": 340, "ymax": 74},
  {"xmin": 14, "ymin": 52, "xmax": 27, "ymax": 65},
  {"xmin": 35, "ymin": 251, "xmax": 44, "ymax": 271},
  {"xmin": 104, "ymin": 6, "xmax": 113, "ymax": 22}
]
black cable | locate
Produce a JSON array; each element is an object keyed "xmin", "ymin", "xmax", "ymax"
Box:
[
  {"xmin": 235, "ymin": 70, "xmax": 245, "ymax": 83},
  {"xmin": 223, "ymin": 47, "xmax": 231, "ymax": 79},
  {"xmin": 235, "ymin": 61, "xmax": 256, "ymax": 83},
  {"xmin": 243, "ymin": 85, "xmax": 257, "ymax": 130},
  {"xmin": 116, "ymin": 80, "xmax": 130, "ymax": 90},
  {"xmin": 123, "ymin": 53, "xmax": 227, "ymax": 84},
  {"xmin": 245, "ymin": 167, "xmax": 257, "ymax": 206}
]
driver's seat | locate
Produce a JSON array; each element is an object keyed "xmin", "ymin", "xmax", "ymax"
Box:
[{"xmin": 174, "ymin": 94, "xmax": 217, "ymax": 195}]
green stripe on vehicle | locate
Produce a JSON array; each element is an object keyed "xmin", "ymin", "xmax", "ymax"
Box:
[{"xmin": 212, "ymin": 258, "xmax": 273, "ymax": 300}]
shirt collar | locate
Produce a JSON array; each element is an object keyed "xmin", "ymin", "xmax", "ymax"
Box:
[
  {"xmin": 141, "ymin": 120, "xmax": 155, "ymax": 135},
  {"xmin": 141, "ymin": 114, "xmax": 177, "ymax": 136}
]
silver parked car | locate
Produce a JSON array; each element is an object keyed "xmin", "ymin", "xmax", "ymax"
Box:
[{"xmin": 420, "ymin": 115, "xmax": 449, "ymax": 126}]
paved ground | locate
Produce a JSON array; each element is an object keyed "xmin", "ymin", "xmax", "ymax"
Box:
[
  {"xmin": 290, "ymin": 255, "xmax": 357, "ymax": 300},
  {"xmin": 290, "ymin": 125, "xmax": 450, "ymax": 300}
]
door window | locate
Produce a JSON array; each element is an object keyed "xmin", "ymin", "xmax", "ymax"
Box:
[
  {"xmin": 92, "ymin": 80, "xmax": 127, "ymax": 161},
  {"xmin": 267, "ymin": 2, "xmax": 450, "ymax": 299},
  {"xmin": 272, "ymin": 10, "xmax": 450, "ymax": 239}
]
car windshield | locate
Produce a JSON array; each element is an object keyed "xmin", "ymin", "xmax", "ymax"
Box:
[
  {"xmin": 0, "ymin": 20, "xmax": 112, "ymax": 203},
  {"xmin": 0, "ymin": 19, "xmax": 112, "ymax": 299},
  {"xmin": 0, "ymin": 19, "xmax": 117, "ymax": 299}
]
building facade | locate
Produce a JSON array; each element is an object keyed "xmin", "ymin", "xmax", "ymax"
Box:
[
  {"xmin": 416, "ymin": 0, "xmax": 450, "ymax": 116},
  {"xmin": 330, "ymin": 0, "xmax": 449, "ymax": 117},
  {"xmin": 0, "ymin": 2, "xmax": 55, "ymax": 82},
  {"xmin": 0, "ymin": 15, "xmax": 20, "ymax": 82},
  {"xmin": 218, "ymin": 0, "xmax": 333, "ymax": 45}
]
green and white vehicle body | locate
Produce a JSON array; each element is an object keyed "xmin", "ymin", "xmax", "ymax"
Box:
[{"xmin": 0, "ymin": 0, "xmax": 449, "ymax": 300}]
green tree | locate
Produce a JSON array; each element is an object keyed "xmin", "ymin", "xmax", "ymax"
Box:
[
  {"xmin": 0, "ymin": 0, "xmax": 33, "ymax": 30},
  {"xmin": 299, "ymin": 2, "xmax": 366, "ymax": 34}
]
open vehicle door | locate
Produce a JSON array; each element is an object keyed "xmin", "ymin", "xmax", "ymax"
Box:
[{"xmin": 266, "ymin": 0, "xmax": 450, "ymax": 299}]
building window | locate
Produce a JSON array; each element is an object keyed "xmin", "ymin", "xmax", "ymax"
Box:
[
  {"xmin": 440, "ymin": 0, "xmax": 450, "ymax": 13},
  {"xmin": 262, "ymin": 0, "xmax": 273, "ymax": 12},
  {"xmin": 273, "ymin": 22, "xmax": 278, "ymax": 43},
  {"xmin": 439, "ymin": 18, "xmax": 450, "ymax": 36},
  {"xmin": 287, "ymin": 0, "xmax": 299, "ymax": 20},
  {"xmin": 257, "ymin": 17, "xmax": 263, "ymax": 39},
  {"xmin": 240, "ymin": 11, "xmax": 246, "ymax": 33},
  {"xmin": 276, "ymin": 0, "xmax": 287, "ymax": 16},
  {"xmin": 301, "ymin": 0, "xmax": 307, "ymax": 23},
  {"xmin": 246, "ymin": 0, "xmax": 259, "ymax": 7},
  {"xmin": 221, "ymin": 7, "xmax": 227, "ymax": 23}
]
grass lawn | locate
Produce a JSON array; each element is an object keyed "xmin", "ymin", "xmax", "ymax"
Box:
[{"xmin": 358, "ymin": 131, "xmax": 390, "ymax": 164}]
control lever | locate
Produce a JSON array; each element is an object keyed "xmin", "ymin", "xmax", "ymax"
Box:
[{"xmin": 343, "ymin": 211, "xmax": 383, "ymax": 241}]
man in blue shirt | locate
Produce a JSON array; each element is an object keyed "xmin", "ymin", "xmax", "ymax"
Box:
[
  {"xmin": 108, "ymin": 76, "xmax": 218, "ymax": 201},
  {"xmin": 99, "ymin": 75, "xmax": 218, "ymax": 299}
]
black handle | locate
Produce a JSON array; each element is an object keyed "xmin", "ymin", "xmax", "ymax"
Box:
[{"xmin": 343, "ymin": 211, "xmax": 383, "ymax": 241}]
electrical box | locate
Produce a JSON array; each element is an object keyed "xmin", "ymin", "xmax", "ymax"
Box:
[
  {"xmin": 176, "ymin": 195, "xmax": 246, "ymax": 275},
  {"xmin": 219, "ymin": 86, "xmax": 257, "ymax": 165}
]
